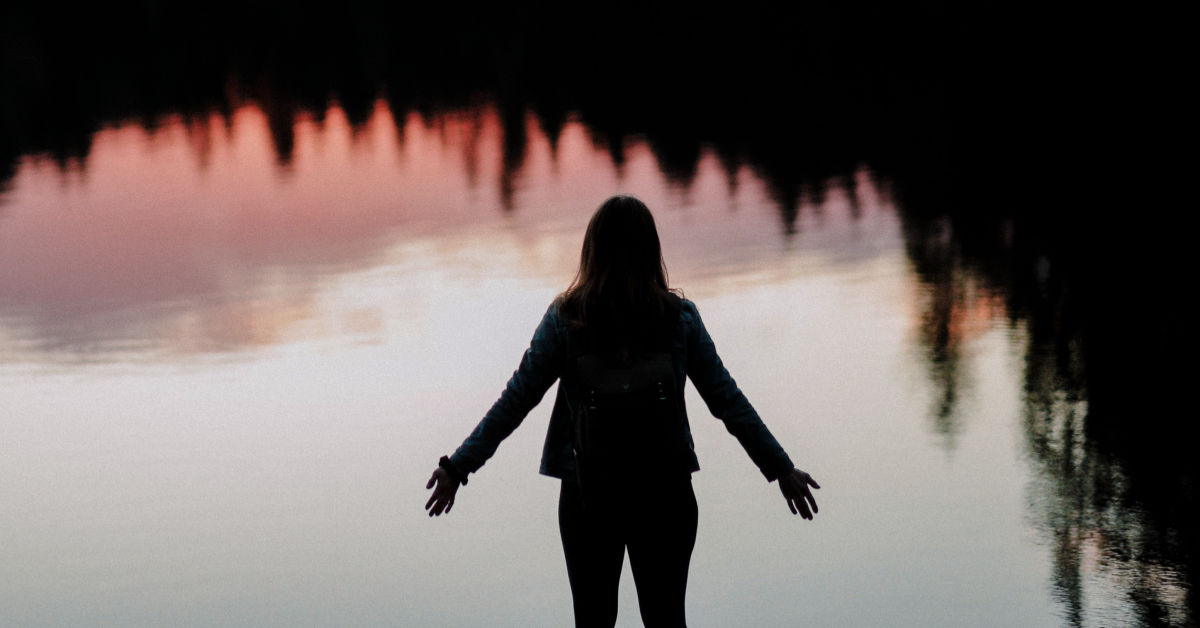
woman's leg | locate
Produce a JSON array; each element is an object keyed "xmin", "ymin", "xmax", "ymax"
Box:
[
  {"xmin": 559, "ymin": 480, "xmax": 625, "ymax": 628},
  {"xmin": 626, "ymin": 478, "xmax": 698, "ymax": 628}
]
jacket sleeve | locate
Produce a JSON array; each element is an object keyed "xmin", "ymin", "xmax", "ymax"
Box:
[
  {"xmin": 684, "ymin": 301, "xmax": 795, "ymax": 481},
  {"xmin": 449, "ymin": 302, "xmax": 564, "ymax": 476}
]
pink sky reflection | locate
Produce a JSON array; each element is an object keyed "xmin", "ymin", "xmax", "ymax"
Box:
[{"xmin": 0, "ymin": 100, "xmax": 899, "ymax": 362}]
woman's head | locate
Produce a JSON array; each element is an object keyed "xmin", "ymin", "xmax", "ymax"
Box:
[
  {"xmin": 576, "ymin": 195, "xmax": 668, "ymax": 293},
  {"xmin": 562, "ymin": 195, "xmax": 679, "ymax": 351}
]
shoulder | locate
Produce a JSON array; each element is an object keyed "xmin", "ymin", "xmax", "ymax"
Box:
[
  {"xmin": 525, "ymin": 298, "xmax": 567, "ymax": 344},
  {"xmin": 541, "ymin": 296, "xmax": 566, "ymax": 328},
  {"xmin": 547, "ymin": 292, "xmax": 575, "ymax": 322},
  {"xmin": 676, "ymin": 297, "xmax": 704, "ymax": 337},
  {"xmin": 678, "ymin": 297, "xmax": 701, "ymax": 321}
]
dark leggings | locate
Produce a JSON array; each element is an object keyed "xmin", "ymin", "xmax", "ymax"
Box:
[{"xmin": 558, "ymin": 478, "xmax": 698, "ymax": 628}]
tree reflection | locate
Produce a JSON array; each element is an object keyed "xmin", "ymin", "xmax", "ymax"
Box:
[
  {"xmin": 6, "ymin": 2, "xmax": 1189, "ymax": 623},
  {"xmin": 900, "ymin": 180, "xmax": 1195, "ymax": 625},
  {"xmin": 1023, "ymin": 335, "xmax": 1194, "ymax": 627},
  {"xmin": 1, "ymin": 1, "xmax": 967, "ymax": 225}
]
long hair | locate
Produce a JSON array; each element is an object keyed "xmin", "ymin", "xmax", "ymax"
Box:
[{"xmin": 560, "ymin": 195, "xmax": 681, "ymax": 358}]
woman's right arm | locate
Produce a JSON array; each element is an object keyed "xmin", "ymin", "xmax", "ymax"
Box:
[{"xmin": 445, "ymin": 302, "xmax": 565, "ymax": 479}]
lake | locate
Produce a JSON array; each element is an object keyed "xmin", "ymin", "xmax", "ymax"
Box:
[{"xmin": 1, "ymin": 6, "xmax": 1192, "ymax": 627}]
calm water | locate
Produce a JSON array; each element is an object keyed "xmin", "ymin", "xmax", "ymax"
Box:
[
  {"xmin": 1, "ymin": 98, "xmax": 1180, "ymax": 628},
  {"xmin": 1, "ymin": 7, "xmax": 1193, "ymax": 619}
]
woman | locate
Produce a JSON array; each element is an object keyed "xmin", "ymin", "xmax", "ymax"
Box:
[{"xmin": 425, "ymin": 195, "xmax": 819, "ymax": 627}]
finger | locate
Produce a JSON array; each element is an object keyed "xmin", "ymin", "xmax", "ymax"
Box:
[
  {"xmin": 797, "ymin": 494, "xmax": 813, "ymax": 519},
  {"xmin": 426, "ymin": 493, "xmax": 436, "ymax": 510},
  {"xmin": 445, "ymin": 498, "xmax": 453, "ymax": 514},
  {"xmin": 787, "ymin": 496, "xmax": 798, "ymax": 515},
  {"xmin": 807, "ymin": 476, "xmax": 821, "ymax": 490},
  {"xmin": 806, "ymin": 491, "xmax": 818, "ymax": 514},
  {"xmin": 427, "ymin": 472, "xmax": 438, "ymax": 490}
]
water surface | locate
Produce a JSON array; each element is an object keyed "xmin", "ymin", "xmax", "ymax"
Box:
[{"xmin": 0, "ymin": 94, "xmax": 1188, "ymax": 627}]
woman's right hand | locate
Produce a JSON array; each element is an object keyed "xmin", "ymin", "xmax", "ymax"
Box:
[
  {"xmin": 778, "ymin": 468, "xmax": 820, "ymax": 520},
  {"xmin": 425, "ymin": 467, "xmax": 460, "ymax": 516}
]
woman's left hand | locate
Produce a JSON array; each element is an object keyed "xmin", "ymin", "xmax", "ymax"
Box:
[
  {"xmin": 778, "ymin": 468, "xmax": 820, "ymax": 520},
  {"xmin": 425, "ymin": 467, "xmax": 459, "ymax": 517}
]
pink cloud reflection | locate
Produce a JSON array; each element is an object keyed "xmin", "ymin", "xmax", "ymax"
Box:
[
  {"xmin": 0, "ymin": 99, "xmax": 900, "ymax": 362},
  {"xmin": 0, "ymin": 102, "xmax": 519, "ymax": 359}
]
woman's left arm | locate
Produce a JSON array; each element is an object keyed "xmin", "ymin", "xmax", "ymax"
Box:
[
  {"xmin": 683, "ymin": 302, "xmax": 795, "ymax": 480},
  {"xmin": 683, "ymin": 302, "xmax": 821, "ymax": 519}
]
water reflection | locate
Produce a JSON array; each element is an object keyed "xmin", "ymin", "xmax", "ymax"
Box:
[
  {"xmin": 1022, "ymin": 342, "xmax": 1195, "ymax": 627},
  {"xmin": 0, "ymin": 103, "xmax": 506, "ymax": 362},
  {"xmin": 0, "ymin": 100, "xmax": 898, "ymax": 365},
  {"xmin": 902, "ymin": 190, "xmax": 1195, "ymax": 625},
  {"xmin": 1, "ymin": 3, "xmax": 1185, "ymax": 625},
  {"xmin": 1, "ymin": 89, "xmax": 920, "ymax": 626},
  {"xmin": 4, "ymin": 2, "xmax": 995, "ymax": 223}
]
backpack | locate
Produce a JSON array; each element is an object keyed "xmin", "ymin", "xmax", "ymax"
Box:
[{"xmin": 570, "ymin": 351, "xmax": 692, "ymax": 507}]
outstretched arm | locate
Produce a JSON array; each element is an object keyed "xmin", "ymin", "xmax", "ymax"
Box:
[
  {"xmin": 777, "ymin": 468, "xmax": 820, "ymax": 520},
  {"xmin": 445, "ymin": 303, "xmax": 564, "ymax": 478},
  {"xmin": 683, "ymin": 301, "xmax": 794, "ymax": 480},
  {"xmin": 425, "ymin": 303, "xmax": 564, "ymax": 517},
  {"xmin": 682, "ymin": 301, "xmax": 821, "ymax": 517}
]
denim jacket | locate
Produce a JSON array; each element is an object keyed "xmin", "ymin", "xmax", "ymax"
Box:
[{"xmin": 449, "ymin": 298, "xmax": 795, "ymax": 482}]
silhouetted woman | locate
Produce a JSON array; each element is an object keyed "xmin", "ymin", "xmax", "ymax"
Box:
[{"xmin": 426, "ymin": 195, "xmax": 819, "ymax": 628}]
